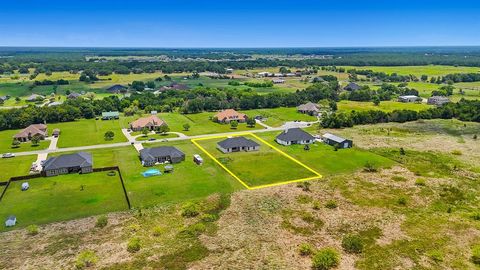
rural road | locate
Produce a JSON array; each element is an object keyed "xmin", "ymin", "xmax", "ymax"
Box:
[{"xmin": 8, "ymin": 121, "xmax": 317, "ymax": 157}]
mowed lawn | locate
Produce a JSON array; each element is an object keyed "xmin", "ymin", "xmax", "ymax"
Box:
[
  {"xmin": 156, "ymin": 112, "xmax": 262, "ymax": 136},
  {"xmin": 244, "ymin": 107, "xmax": 317, "ymax": 127},
  {"xmin": 340, "ymin": 65, "xmax": 480, "ymax": 77},
  {"xmin": 195, "ymin": 134, "xmax": 318, "ymax": 187},
  {"xmin": 0, "ymin": 128, "xmax": 50, "ymax": 153},
  {"xmin": 257, "ymin": 132, "xmax": 394, "ymax": 176},
  {"xmin": 0, "ymin": 155, "xmax": 36, "ymax": 181},
  {"xmin": 0, "ymin": 172, "xmax": 129, "ymax": 231},
  {"xmin": 337, "ymin": 100, "xmax": 431, "ymax": 113},
  {"xmin": 73, "ymin": 142, "xmax": 242, "ymax": 208},
  {"xmin": 50, "ymin": 118, "xmax": 130, "ymax": 148}
]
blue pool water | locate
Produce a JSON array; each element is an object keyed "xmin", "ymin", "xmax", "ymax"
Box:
[{"xmin": 141, "ymin": 168, "xmax": 161, "ymax": 177}]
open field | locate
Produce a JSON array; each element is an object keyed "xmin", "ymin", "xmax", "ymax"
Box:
[
  {"xmin": 78, "ymin": 142, "xmax": 243, "ymax": 208},
  {"xmin": 194, "ymin": 134, "xmax": 320, "ymax": 187},
  {"xmin": 338, "ymin": 100, "xmax": 431, "ymax": 112},
  {"xmin": 0, "ymin": 128, "xmax": 50, "ymax": 153},
  {"xmin": 340, "ymin": 65, "xmax": 480, "ymax": 77},
  {"xmin": 50, "ymin": 118, "xmax": 132, "ymax": 148},
  {"xmin": 0, "ymin": 171, "xmax": 128, "ymax": 231},
  {"xmin": 0, "ymin": 155, "xmax": 36, "ymax": 181},
  {"xmin": 245, "ymin": 107, "xmax": 317, "ymax": 127}
]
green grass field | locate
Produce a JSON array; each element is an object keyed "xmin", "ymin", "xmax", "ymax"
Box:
[
  {"xmin": 340, "ymin": 65, "xmax": 480, "ymax": 77},
  {"xmin": 0, "ymin": 155, "xmax": 36, "ymax": 181},
  {"xmin": 0, "ymin": 128, "xmax": 50, "ymax": 153},
  {"xmin": 135, "ymin": 133, "xmax": 178, "ymax": 141},
  {"xmin": 50, "ymin": 118, "xmax": 132, "ymax": 148},
  {"xmin": 338, "ymin": 100, "xmax": 431, "ymax": 112},
  {"xmin": 0, "ymin": 171, "xmax": 129, "ymax": 231},
  {"xmin": 257, "ymin": 131, "xmax": 395, "ymax": 176},
  {"xmin": 244, "ymin": 107, "xmax": 317, "ymax": 127},
  {"xmin": 195, "ymin": 134, "xmax": 318, "ymax": 187},
  {"xmin": 72, "ymin": 142, "xmax": 243, "ymax": 208}
]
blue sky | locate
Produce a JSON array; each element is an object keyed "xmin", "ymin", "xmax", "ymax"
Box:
[{"xmin": 0, "ymin": 0, "xmax": 479, "ymax": 47}]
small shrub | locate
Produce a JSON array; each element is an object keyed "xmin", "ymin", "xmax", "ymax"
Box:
[
  {"xmin": 397, "ymin": 197, "xmax": 407, "ymax": 206},
  {"xmin": 127, "ymin": 237, "xmax": 141, "ymax": 253},
  {"xmin": 471, "ymin": 212, "xmax": 480, "ymax": 221},
  {"xmin": 296, "ymin": 181, "xmax": 311, "ymax": 192},
  {"xmin": 451, "ymin": 150, "xmax": 462, "ymax": 156},
  {"xmin": 427, "ymin": 250, "xmax": 443, "ymax": 263},
  {"xmin": 415, "ymin": 178, "xmax": 426, "ymax": 186},
  {"xmin": 152, "ymin": 226, "xmax": 164, "ymax": 237},
  {"xmin": 312, "ymin": 248, "xmax": 339, "ymax": 270},
  {"xmin": 297, "ymin": 194, "xmax": 313, "ymax": 204},
  {"xmin": 182, "ymin": 223, "xmax": 206, "ymax": 237},
  {"xmin": 342, "ymin": 234, "xmax": 364, "ymax": 254},
  {"xmin": 474, "ymin": 134, "xmax": 478, "ymax": 140},
  {"xmin": 325, "ymin": 200, "xmax": 337, "ymax": 209},
  {"xmin": 299, "ymin": 243, "xmax": 314, "ymax": 256},
  {"xmin": 26, "ymin": 224, "xmax": 39, "ymax": 236},
  {"xmin": 301, "ymin": 212, "xmax": 315, "ymax": 223},
  {"xmin": 200, "ymin": 213, "xmax": 217, "ymax": 222},
  {"xmin": 391, "ymin": 176, "xmax": 407, "ymax": 182},
  {"xmin": 363, "ymin": 162, "xmax": 378, "ymax": 172},
  {"xmin": 75, "ymin": 250, "xmax": 98, "ymax": 269},
  {"xmin": 472, "ymin": 245, "xmax": 480, "ymax": 265},
  {"xmin": 181, "ymin": 202, "xmax": 200, "ymax": 218},
  {"xmin": 95, "ymin": 216, "xmax": 108, "ymax": 228},
  {"xmin": 399, "ymin": 147, "xmax": 406, "ymax": 155},
  {"xmin": 312, "ymin": 200, "xmax": 321, "ymax": 210}
]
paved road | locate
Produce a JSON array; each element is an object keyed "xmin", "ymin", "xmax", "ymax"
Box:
[{"xmin": 9, "ymin": 121, "xmax": 317, "ymax": 157}]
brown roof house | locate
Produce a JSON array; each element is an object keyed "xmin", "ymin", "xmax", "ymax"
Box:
[
  {"xmin": 214, "ymin": 109, "xmax": 247, "ymax": 123},
  {"xmin": 13, "ymin": 124, "xmax": 48, "ymax": 142},
  {"xmin": 130, "ymin": 115, "xmax": 166, "ymax": 131},
  {"xmin": 297, "ymin": 102, "xmax": 320, "ymax": 116}
]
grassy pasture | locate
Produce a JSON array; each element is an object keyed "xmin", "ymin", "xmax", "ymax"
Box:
[
  {"xmin": 0, "ymin": 155, "xmax": 36, "ymax": 182},
  {"xmin": 257, "ymin": 131, "xmax": 395, "ymax": 176},
  {"xmin": 0, "ymin": 171, "xmax": 129, "ymax": 231},
  {"xmin": 338, "ymin": 100, "xmax": 431, "ymax": 112},
  {"xmin": 340, "ymin": 65, "xmax": 480, "ymax": 77},
  {"xmin": 244, "ymin": 107, "xmax": 317, "ymax": 127},
  {"xmin": 72, "ymin": 142, "xmax": 242, "ymax": 208},
  {"xmin": 195, "ymin": 134, "xmax": 318, "ymax": 187}
]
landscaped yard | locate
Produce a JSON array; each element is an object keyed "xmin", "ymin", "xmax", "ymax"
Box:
[
  {"xmin": 50, "ymin": 118, "xmax": 132, "ymax": 148},
  {"xmin": 0, "ymin": 171, "xmax": 129, "ymax": 231},
  {"xmin": 68, "ymin": 142, "xmax": 243, "ymax": 208},
  {"xmin": 135, "ymin": 132, "xmax": 179, "ymax": 141},
  {"xmin": 0, "ymin": 155, "xmax": 36, "ymax": 181},
  {"xmin": 338, "ymin": 100, "xmax": 431, "ymax": 113},
  {"xmin": 257, "ymin": 131, "xmax": 395, "ymax": 176},
  {"xmin": 0, "ymin": 128, "xmax": 50, "ymax": 153},
  {"xmin": 244, "ymin": 107, "xmax": 317, "ymax": 127},
  {"xmin": 194, "ymin": 134, "xmax": 319, "ymax": 187}
]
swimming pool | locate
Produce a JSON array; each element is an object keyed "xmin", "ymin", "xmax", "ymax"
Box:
[{"xmin": 141, "ymin": 168, "xmax": 161, "ymax": 177}]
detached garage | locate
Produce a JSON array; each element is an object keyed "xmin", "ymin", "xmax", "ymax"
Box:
[{"xmin": 322, "ymin": 133, "xmax": 353, "ymax": 149}]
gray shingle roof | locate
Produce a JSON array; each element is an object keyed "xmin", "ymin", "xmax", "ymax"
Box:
[
  {"xmin": 140, "ymin": 146, "xmax": 185, "ymax": 162},
  {"xmin": 106, "ymin": 84, "xmax": 127, "ymax": 92},
  {"xmin": 217, "ymin": 137, "xmax": 259, "ymax": 149},
  {"xmin": 276, "ymin": 128, "xmax": 315, "ymax": 142},
  {"xmin": 297, "ymin": 102, "xmax": 320, "ymax": 112},
  {"xmin": 43, "ymin": 152, "xmax": 92, "ymax": 171},
  {"xmin": 344, "ymin": 82, "xmax": 361, "ymax": 91}
]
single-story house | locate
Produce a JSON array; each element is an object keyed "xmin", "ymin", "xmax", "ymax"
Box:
[
  {"xmin": 52, "ymin": 128, "xmax": 60, "ymax": 137},
  {"xmin": 26, "ymin": 94, "xmax": 45, "ymax": 102},
  {"xmin": 130, "ymin": 115, "xmax": 166, "ymax": 131},
  {"xmin": 398, "ymin": 95, "xmax": 420, "ymax": 103},
  {"xmin": 272, "ymin": 79, "xmax": 285, "ymax": 84},
  {"xmin": 102, "ymin": 111, "xmax": 120, "ymax": 120},
  {"xmin": 106, "ymin": 84, "xmax": 127, "ymax": 93},
  {"xmin": 42, "ymin": 152, "xmax": 93, "ymax": 177},
  {"xmin": 344, "ymin": 82, "xmax": 361, "ymax": 91},
  {"xmin": 322, "ymin": 133, "xmax": 353, "ymax": 149},
  {"xmin": 214, "ymin": 109, "xmax": 247, "ymax": 123},
  {"xmin": 67, "ymin": 92, "xmax": 81, "ymax": 99},
  {"xmin": 427, "ymin": 96, "xmax": 450, "ymax": 106},
  {"xmin": 276, "ymin": 128, "xmax": 315, "ymax": 146},
  {"xmin": 217, "ymin": 136, "xmax": 260, "ymax": 153},
  {"xmin": 225, "ymin": 68, "xmax": 234, "ymax": 73},
  {"xmin": 13, "ymin": 124, "xmax": 48, "ymax": 142},
  {"xmin": 139, "ymin": 146, "xmax": 185, "ymax": 166},
  {"xmin": 47, "ymin": 101, "xmax": 62, "ymax": 107},
  {"xmin": 257, "ymin": 71, "xmax": 272, "ymax": 77},
  {"xmin": 5, "ymin": 215, "xmax": 16, "ymax": 227},
  {"xmin": 297, "ymin": 102, "xmax": 320, "ymax": 116}
]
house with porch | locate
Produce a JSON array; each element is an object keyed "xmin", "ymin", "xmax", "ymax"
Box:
[
  {"xmin": 217, "ymin": 137, "xmax": 260, "ymax": 153},
  {"xmin": 13, "ymin": 124, "xmax": 48, "ymax": 142},
  {"xmin": 130, "ymin": 115, "xmax": 166, "ymax": 131},
  {"xmin": 214, "ymin": 109, "xmax": 247, "ymax": 123},
  {"xmin": 42, "ymin": 152, "xmax": 93, "ymax": 177},
  {"xmin": 140, "ymin": 146, "xmax": 185, "ymax": 166},
  {"xmin": 275, "ymin": 128, "xmax": 315, "ymax": 146}
]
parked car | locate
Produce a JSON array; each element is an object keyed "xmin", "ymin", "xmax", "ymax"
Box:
[
  {"xmin": 148, "ymin": 138, "xmax": 156, "ymax": 141},
  {"xmin": 2, "ymin": 153, "xmax": 15, "ymax": 158}
]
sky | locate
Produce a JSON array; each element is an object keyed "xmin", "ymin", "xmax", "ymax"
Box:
[{"xmin": 1, "ymin": 0, "xmax": 479, "ymax": 47}]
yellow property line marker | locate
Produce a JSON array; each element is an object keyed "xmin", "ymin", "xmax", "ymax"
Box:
[{"xmin": 191, "ymin": 132, "xmax": 322, "ymax": 190}]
